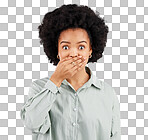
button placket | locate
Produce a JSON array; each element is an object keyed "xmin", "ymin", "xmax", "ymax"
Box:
[
  {"xmin": 72, "ymin": 122, "xmax": 76, "ymax": 126},
  {"xmin": 73, "ymin": 93, "xmax": 77, "ymax": 112},
  {"xmin": 72, "ymin": 92, "xmax": 78, "ymax": 127},
  {"xmin": 73, "ymin": 107, "xmax": 77, "ymax": 111}
]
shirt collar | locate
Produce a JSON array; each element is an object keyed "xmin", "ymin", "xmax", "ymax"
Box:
[{"xmin": 61, "ymin": 66, "xmax": 102, "ymax": 90}]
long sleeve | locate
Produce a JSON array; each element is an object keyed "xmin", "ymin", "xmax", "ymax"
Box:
[
  {"xmin": 110, "ymin": 89, "xmax": 121, "ymax": 140},
  {"xmin": 20, "ymin": 79, "xmax": 60, "ymax": 134}
]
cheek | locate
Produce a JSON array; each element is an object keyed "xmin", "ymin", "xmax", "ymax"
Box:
[{"xmin": 58, "ymin": 51, "xmax": 65, "ymax": 58}]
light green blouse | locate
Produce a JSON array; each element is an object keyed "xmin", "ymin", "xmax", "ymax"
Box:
[{"xmin": 20, "ymin": 66, "xmax": 121, "ymax": 140}]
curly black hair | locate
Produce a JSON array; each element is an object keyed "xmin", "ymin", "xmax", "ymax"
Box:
[{"xmin": 38, "ymin": 4, "xmax": 109, "ymax": 66}]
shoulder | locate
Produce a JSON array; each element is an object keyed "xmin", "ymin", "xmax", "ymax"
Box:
[
  {"xmin": 94, "ymin": 75, "xmax": 114, "ymax": 92},
  {"xmin": 25, "ymin": 76, "xmax": 50, "ymax": 99},
  {"xmin": 31, "ymin": 76, "xmax": 49, "ymax": 90},
  {"xmin": 94, "ymin": 75, "xmax": 117, "ymax": 97},
  {"xmin": 28, "ymin": 76, "xmax": 50, "ymax": 95}
]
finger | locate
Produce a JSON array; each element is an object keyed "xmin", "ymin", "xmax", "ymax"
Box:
[
  {"xmin": 69, "ymin": 58, "xmax": 85, "ymax": 76},
  {"xmin": 73, "ymin": 56, "xmax": 82, "ymax": 61},
  {"xmin": 71, "ymin": 57, "xmax": 85, "ymax": 67},
  {"xmin": 77, "ymin": 60, "xmax": 86, "ymax": 71},
  {"xmin": 71, "ymin": 60, "xmax": 84, "ymax": 73},
  {"xmin": 70, "ymin": 57, "xmax": 83, "ymax": 66},
  {"xmin": 60, "ymin": 57, "xmax": 72, "ymax": 63},
  {"xmin": 65, "ymin": 57, "xmax": 78, "ymax": 65}
]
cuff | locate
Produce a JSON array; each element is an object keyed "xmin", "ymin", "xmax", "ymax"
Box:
[{"xmin": 44, "ymin": 79, "xmax": 59, "ymax": 94}]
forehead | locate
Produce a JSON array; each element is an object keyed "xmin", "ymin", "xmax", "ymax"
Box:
[{"xmin": 58, "ymin": 28, "xmax": 90, "ymax": 42}]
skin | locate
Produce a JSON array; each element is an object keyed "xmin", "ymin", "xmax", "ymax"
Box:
[{"xmin": 58, "ymin": 28, "xmax": 92, "ymax": 86}]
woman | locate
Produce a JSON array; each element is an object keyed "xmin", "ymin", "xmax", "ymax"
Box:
[{"xmin": 20, "ymin": 4, "xmax": 121, "ymax": 140}]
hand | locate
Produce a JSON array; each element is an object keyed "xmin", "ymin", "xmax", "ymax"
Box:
[{"xmin": 53, "ymin": 56, "xmax": 86, "ymax": 81}]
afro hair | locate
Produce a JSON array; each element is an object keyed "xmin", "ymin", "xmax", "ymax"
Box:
[{"xmin": 38, "ymin": 4, "xmax": 109, "ymax": 66}]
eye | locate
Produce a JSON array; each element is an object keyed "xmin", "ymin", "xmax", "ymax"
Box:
[
  {"xmin": 79, "ymin": 45, "xmax": 85, "ymax": 49},
  {"xmin": 63, "ymin": 46, "xmax": 69, "ymax": 50},
  {"xmin": 62, "ymin": 45, "xmax": 85, "ymax": 50}
]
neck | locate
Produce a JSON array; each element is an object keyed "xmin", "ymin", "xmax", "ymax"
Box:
[{"xmin": 66, "ymin": 66, "xmax": 89, "ymax": 86}]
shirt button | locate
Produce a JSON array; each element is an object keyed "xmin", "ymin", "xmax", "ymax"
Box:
[
  {"xmin": 72, "ymin": 122, "xmax": 76, "ymax": 126},
  {"xmin": 73, "ymin": 108, "xmax": 77, "ymax": 111},
  {"xmin": 74, "ymin": 93, "xmax": 77, "ymax": 96}
]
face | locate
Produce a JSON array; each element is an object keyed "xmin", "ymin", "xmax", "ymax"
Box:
[{"xmin": 58, "ymin": 28, "xmax": 92, "ymax": 63}]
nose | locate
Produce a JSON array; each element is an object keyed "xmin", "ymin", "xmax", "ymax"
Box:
[
  {"xmin": 70, "ymin": 55, "xmax": 78, "ymax": 58},
  {"xmin": 69, "ymin": 48, "xmax": 80, "ymax": 58},
  {"xmin": 69, "ymin": 54, "xmax": 81, "ymax": 58},
  {"xmin": 69, "ymin": 52, "xmax": 78, "ymax": 58}
]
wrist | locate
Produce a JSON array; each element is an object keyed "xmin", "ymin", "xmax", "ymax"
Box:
[{"xmin": 49, "ymin": 74, "xmax": 63, "ymax": 88}]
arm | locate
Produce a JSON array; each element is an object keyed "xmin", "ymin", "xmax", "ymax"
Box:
[
  {"xmin": 20, "ymin": 78, "xmax": 60, "ymax": 134},
  {"xmin": 110, "ymin": 89, "xmax": 121, "ymax": 140}
]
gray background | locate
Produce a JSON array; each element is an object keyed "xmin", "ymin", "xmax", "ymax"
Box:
[{"xmin": 0, "ymin": 0, "xmax": 148, "ymax": 139}]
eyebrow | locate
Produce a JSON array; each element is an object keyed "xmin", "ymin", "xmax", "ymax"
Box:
[{"xmin": 60, "ymin": 41, "xmax": 87, "ymax": 44}]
